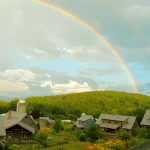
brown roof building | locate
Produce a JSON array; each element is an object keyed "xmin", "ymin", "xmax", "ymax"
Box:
[
  {"xmin": 96, "ymin": 113, "xmax": 138, "ymax": 135},
  {"xmin": 0, "ymin": 100, "xmax": 37, "ymax": 140}
]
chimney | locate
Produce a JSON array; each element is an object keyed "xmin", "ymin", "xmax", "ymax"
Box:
[{"xmin": 8, "ymin": 110, "xmax": 12, "ymax": 119}]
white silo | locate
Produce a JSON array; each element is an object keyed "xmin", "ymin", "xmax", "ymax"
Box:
[{"xmin": 16, "ymin": 99, "xmax": 26, "ymax": 113}]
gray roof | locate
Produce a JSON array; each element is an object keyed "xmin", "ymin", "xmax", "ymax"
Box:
[
  {"xmin": 78, "ymin": 114, "xmax": 93, "ymax": 122},
  {"xmin": 5, "ymin": 111, "xmax": 27, "ymax": 129},
  {"xmin": 75, "ymin": 113, "xmax": 94, "ymax": 128},
  {"xmin": 96, "ymin": 114, "xmax": 136, "ymax": 130},
  {"xmin": 141, "ymin": 109, "xmax": 150, "ymax": 126},
  {"xmin": 0, "ymin": 115, "xmax": 6, "ymax": 136},
  {"xmin": 98, "ymin": 114, "xmax": 128, "ymax": 122},
  {"xmin": 75, "ymin": 122, "xmax": 84, "ymax": 128},
  {"xmin": 39, "ymin": 117, "xmax": 54, "ymax": 124},
  {"xmin": 122, "ymin": 116, "xmax": 136, "ymax": 130},
  {"xmin": 0, "ymin": 111, "xmax": 36, "ymax": 136},
  {"xmin": 100, "ymin": 123, "xmax": 120, "ymax": 129}
]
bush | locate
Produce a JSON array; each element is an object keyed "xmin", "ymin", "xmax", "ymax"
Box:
[
  {"xmin": 117, "ymin": 129, "xmax": 131, "ymax": 141},
  {"xmin": 34, "ymin": 131, "xmax": 50, "ymax": 147},
  {"xmin": 53, "ymin": 119, "xmax": 64, "ymax": 133},
  {"xmin": 78, "ymin": 132, "xmax": 87, "ymax": 141},
  {"xmin": 134, "ymin": 127, "xmax": 150, "ymax": 138},
  {"xmin": 85, "ymin": 125, "xmax": 105, "ymax": 143},
  {"xmin": 0, "ymin": 142, "xmax": 5, "ymax": 150}
]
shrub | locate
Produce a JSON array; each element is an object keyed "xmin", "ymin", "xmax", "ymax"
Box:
[
  {"xmin": 0, "ymin": 142, "xmax": 5, "ymax": 150},
  {"xmin": 85, "ymin": 125, "xmax": 105, "ymax": 143},
  {"xmin": 78, "ymin": 132, "xmax": 87, "ymax": 141},
  {"xmin": 34, "ymin": 131, "xmax": 50, "ymax": 147},
  {"xmin": 53, "ymin": 119, "xmax": 64, "ymax": 133},
  {"xmin": 134, "ymin": 127, "xmax": 149, "ymax": 138},
  {"xmin": 117, "ymin": 129, "xmax": 131, "ymax": 141}
]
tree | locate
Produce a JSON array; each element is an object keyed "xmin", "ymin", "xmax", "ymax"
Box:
[
  {"xmin": 34, "ymin": 131, "xmax": 50, "ymax": 147},
  {"xmin": 53, "ymin": 119, "xmax": 64, "ymax": 133},
  {"xmin": 85, "ymin": 125, "xmax": 104, "ymax": 143},
  {"xmin": 9, "ymin": 98, "xmax": 19, "ymax": 111},
  {"xmin": 117, "ymin": 129, "xmax": 130, "ymax": 141},
  {"xmin": 31, "ymin": 109, "xmax": 40, "ymax": 119}
]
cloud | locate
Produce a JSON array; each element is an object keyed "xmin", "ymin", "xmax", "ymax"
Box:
[
  {"xmin": 41, "ymin": 80, "xmax": 92, "ymax": 94},
  {"xmin": 127, "ymin": 4, "xmax": 150, "ymax": 19},
  {"xmin": 0, "ymin": 69, "xmax": 36, "ymax": 82},
  {"xmin": 0, "ymin": 80, "xmax": 28, "ymax": 92}
]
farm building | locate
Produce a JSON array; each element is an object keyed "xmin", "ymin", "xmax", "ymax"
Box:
[
  {"xmin": 0, "ymin": 100, "xmax": 37, "ymax": 140},
  {"xmin": 39, "ymin": 117, "xmax": 55, "ymax": 128},
  {"xmin": 96, "ymin": 113, "xmax": 138, "ymax": 135},
  {"xmin": 141, "ymin": 109, "xmax": 150, "ymax": 130},
  {"xmin": 74, "ymin": 113, "xmax": 95, "ymax": 129}
]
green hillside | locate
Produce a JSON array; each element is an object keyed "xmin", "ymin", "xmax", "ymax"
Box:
[{"xmin": 0, "ymin": 91, "xmax": 150, "ymax": 122}]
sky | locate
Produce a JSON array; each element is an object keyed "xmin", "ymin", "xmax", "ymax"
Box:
[{"xmin": 0, "ymin": 0, "xmax": 150, "ymax": 97}]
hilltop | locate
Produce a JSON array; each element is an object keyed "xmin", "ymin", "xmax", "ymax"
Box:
[{"xmin": 0, "ymin": 91, "xmax": 150, "ymax": 122}]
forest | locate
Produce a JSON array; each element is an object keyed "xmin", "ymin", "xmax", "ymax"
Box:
[{"xmin": 0, "ymin": 91, "xmax": 150, "ymax": 122}]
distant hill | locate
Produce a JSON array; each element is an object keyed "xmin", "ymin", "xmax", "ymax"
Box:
[
  {"xmin": 25, "ymin": 91, "xmax": 150, "ymax": 119},
  {"xmin": 0, "ymin": 91, "xmax": 150, "ymax": 121},
  {"xmin": 0, "ymin": 96, "xmax": 14, "ymax": 101}
]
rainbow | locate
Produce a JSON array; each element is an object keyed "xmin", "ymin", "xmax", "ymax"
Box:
[{"xmin": 33, "ymin": 0, "xmax": 139, "ymax": 93}]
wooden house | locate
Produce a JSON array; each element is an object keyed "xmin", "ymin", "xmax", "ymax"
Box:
[
  {"xmin": 39, "ymin": 117, "xmax": 54, "ymax": 128},
  {"xmin": 96, "ymin": 114, "xmax": 138, "ymax": 135},
  {"xmin": 74, "ymin": 113, "xmax": 95, "ymax": 129},
  {"xmin": 0, "ymin": 100, "xmax": 37, "ymax": 140}
]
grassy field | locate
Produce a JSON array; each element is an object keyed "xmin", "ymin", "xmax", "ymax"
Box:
[{"xmin": 18, "ymin": 125, "xmax": 90, "ymax": 150}]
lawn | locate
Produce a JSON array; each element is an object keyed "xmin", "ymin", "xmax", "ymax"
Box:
[{"xmin": 18, "ymin": 127, "xmax": 90, "ymax": 150}]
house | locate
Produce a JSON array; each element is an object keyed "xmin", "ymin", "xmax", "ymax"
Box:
[
  {"xmin": 96, "ymin": 113, "xmax": 138, "ymax": 135},
  {"xmin": 39, "ymin": 117, "xmax": 55, "ymax": 128},
  {"xmin": 0, "ymin": 100, "xmax": 37, "ymax": 140},
  {"xmin": 141, "ymin": 109, "xmax": 150, "ymax": 130},
  {"xmin": 74, "ymin": 113, "xmax": 95, "ymax": 129},
  {"xmin": 0, "ymin": 115, "xmax": 6, "ymax": 140}
]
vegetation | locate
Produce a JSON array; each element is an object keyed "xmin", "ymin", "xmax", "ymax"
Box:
[
  {"xmin": 53, "ymin": 119, "xmax": 64, "ymax": 133},
  {"xmin": 117, "ymin": 129, "xmax": 131, "ymax": 141},
  {"xmin": 134, "ymin": 127, "xmax": 150, "ymax": 139},
  {"xmin": 34, "ymin": 131, "xmax": 50, "ymax": 147},
  {"xmin": 0, "ymin": 91, "xmax": 150, "ymax": 150},
  {"xmin": 0, "ymin": 91, "xmax": 149, "ymax": 121}
]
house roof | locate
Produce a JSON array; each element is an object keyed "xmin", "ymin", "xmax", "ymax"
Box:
[
  {"xmin": 100, "ymin": 123, "xmax": 120, "ymax": 129},
  {"xmin": 78, "ymin": 114, "xmax": 93, "ymax": 122},
  {"xmin": 39, "ymin": 117, "xmax": 55, "ymax": 124},
  {"xmin": 0, "ymin": 111, "xmax": 36, "ymax": 135},
  {"xmin": 0, "ymin": 115, "xmax": 6, "ymax": 137},
  {"xmin": 122, "ymin": 116, "xmax": 136, "ymax": 130},
  {"xmin": 18, "ymin": 122, "xmax": 35, "ymax": 134},
  {"xmin": 5, "ymin": 111, "xmax": 27, "ymax": 129},
  {"xmin": 98, "ymin": 114, "xmax": 128, "ymax": 122},
  {"xmin": 75, "ymin": 122, "xmax": 84, "ymax": 128},
  {"xmin": 141, "ymin": 109, "xmax": 150, "ymax": 126},
  {"xmin": 96, "ymin": 114, "xmax": 136, "ymax": 130}
]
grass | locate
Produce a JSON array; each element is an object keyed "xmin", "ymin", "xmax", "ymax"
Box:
[{"xmin": 18, "ymin": 123, "xmax": 90, "ymax": 150}]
